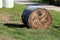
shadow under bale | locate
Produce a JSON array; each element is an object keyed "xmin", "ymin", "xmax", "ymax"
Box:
[
  {"xmin": 52, "ymin": 25, "xmax": 60, "ymax": 29},
  {"xmin": 4, "ymin": 23, "xmax": 29, "ymax": 28},
  {"xmin": 22, "ymin": 8, "xmax": 52, "ymax": 29}
]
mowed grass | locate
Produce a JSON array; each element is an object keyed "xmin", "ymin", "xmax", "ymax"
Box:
[
  {"xmin": 29, "ymin": 0, "xmax": 44, "ymax": 2},
  {"xmin": 0, "ymin": 4, "xmax": 60, "ymax": 40},
  {"xmin": 0, "ymin": 4, "xmax": 26, "ymax": 23}
]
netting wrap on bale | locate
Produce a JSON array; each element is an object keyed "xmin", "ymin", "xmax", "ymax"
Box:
[{"xmin": 22, "ymin": 8, "xmax": 52, "ymax": 29}]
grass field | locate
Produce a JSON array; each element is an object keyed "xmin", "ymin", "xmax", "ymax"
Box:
[
  {"xmin": 0, "ymin": 4, "xmax": 60, "ymax": 40},
  {"xmin": 28, "ymin": 0, "xmax": 48, "ymax": 3},
  {"xmin": 28, "ymin": 0, "xmax": 42, "ymax": 3}
]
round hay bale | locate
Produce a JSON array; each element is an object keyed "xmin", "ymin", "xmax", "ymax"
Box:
[{"xmin": 22, "ymin": 8, "xmax": 52, "ymax": 29}]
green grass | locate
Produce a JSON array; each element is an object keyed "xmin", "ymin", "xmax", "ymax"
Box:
[
  {"xmin": 0, "ymin": 4, "xmax": 60, "ymax": 40},
  {"xmin": 28, "ymin": 0, "xmax": 42, "ymax": 3},
  {"xmin": 28, "ymin": 0, "xmax": 48, "ymax": 3},
  {"xmin": 28, "ymin": 0, "xmax": 50, "ymax": 4},
  {"xmin": 49, "ymin": 10, "xmax": 60, "ymax": 25},
  {"xmin": 29, "ymin": 0, "xmax": 40, "ymax": 1},
  {"xmin": 0, "ymin": 4, "xmax": 26, "ymax": 23}
]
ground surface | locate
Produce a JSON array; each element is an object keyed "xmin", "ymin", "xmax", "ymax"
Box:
[{"xmin": 0, "ymin": 4, "xmax": 60, "ymax": 40}]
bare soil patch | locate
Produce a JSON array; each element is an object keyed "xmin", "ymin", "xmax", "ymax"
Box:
[{"xmin": 0, "ymin": 13, "xmax": 10, "ymax": 22}]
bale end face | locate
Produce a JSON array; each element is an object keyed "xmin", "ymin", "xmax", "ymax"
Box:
[{"xmin": 22, "ymin": 8, "xmax": 52, "ymax": 29}]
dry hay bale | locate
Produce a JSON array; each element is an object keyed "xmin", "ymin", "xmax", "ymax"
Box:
[{"xmin": 22, "ymin": 8, "xmax": 52, "ymax": 29}]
